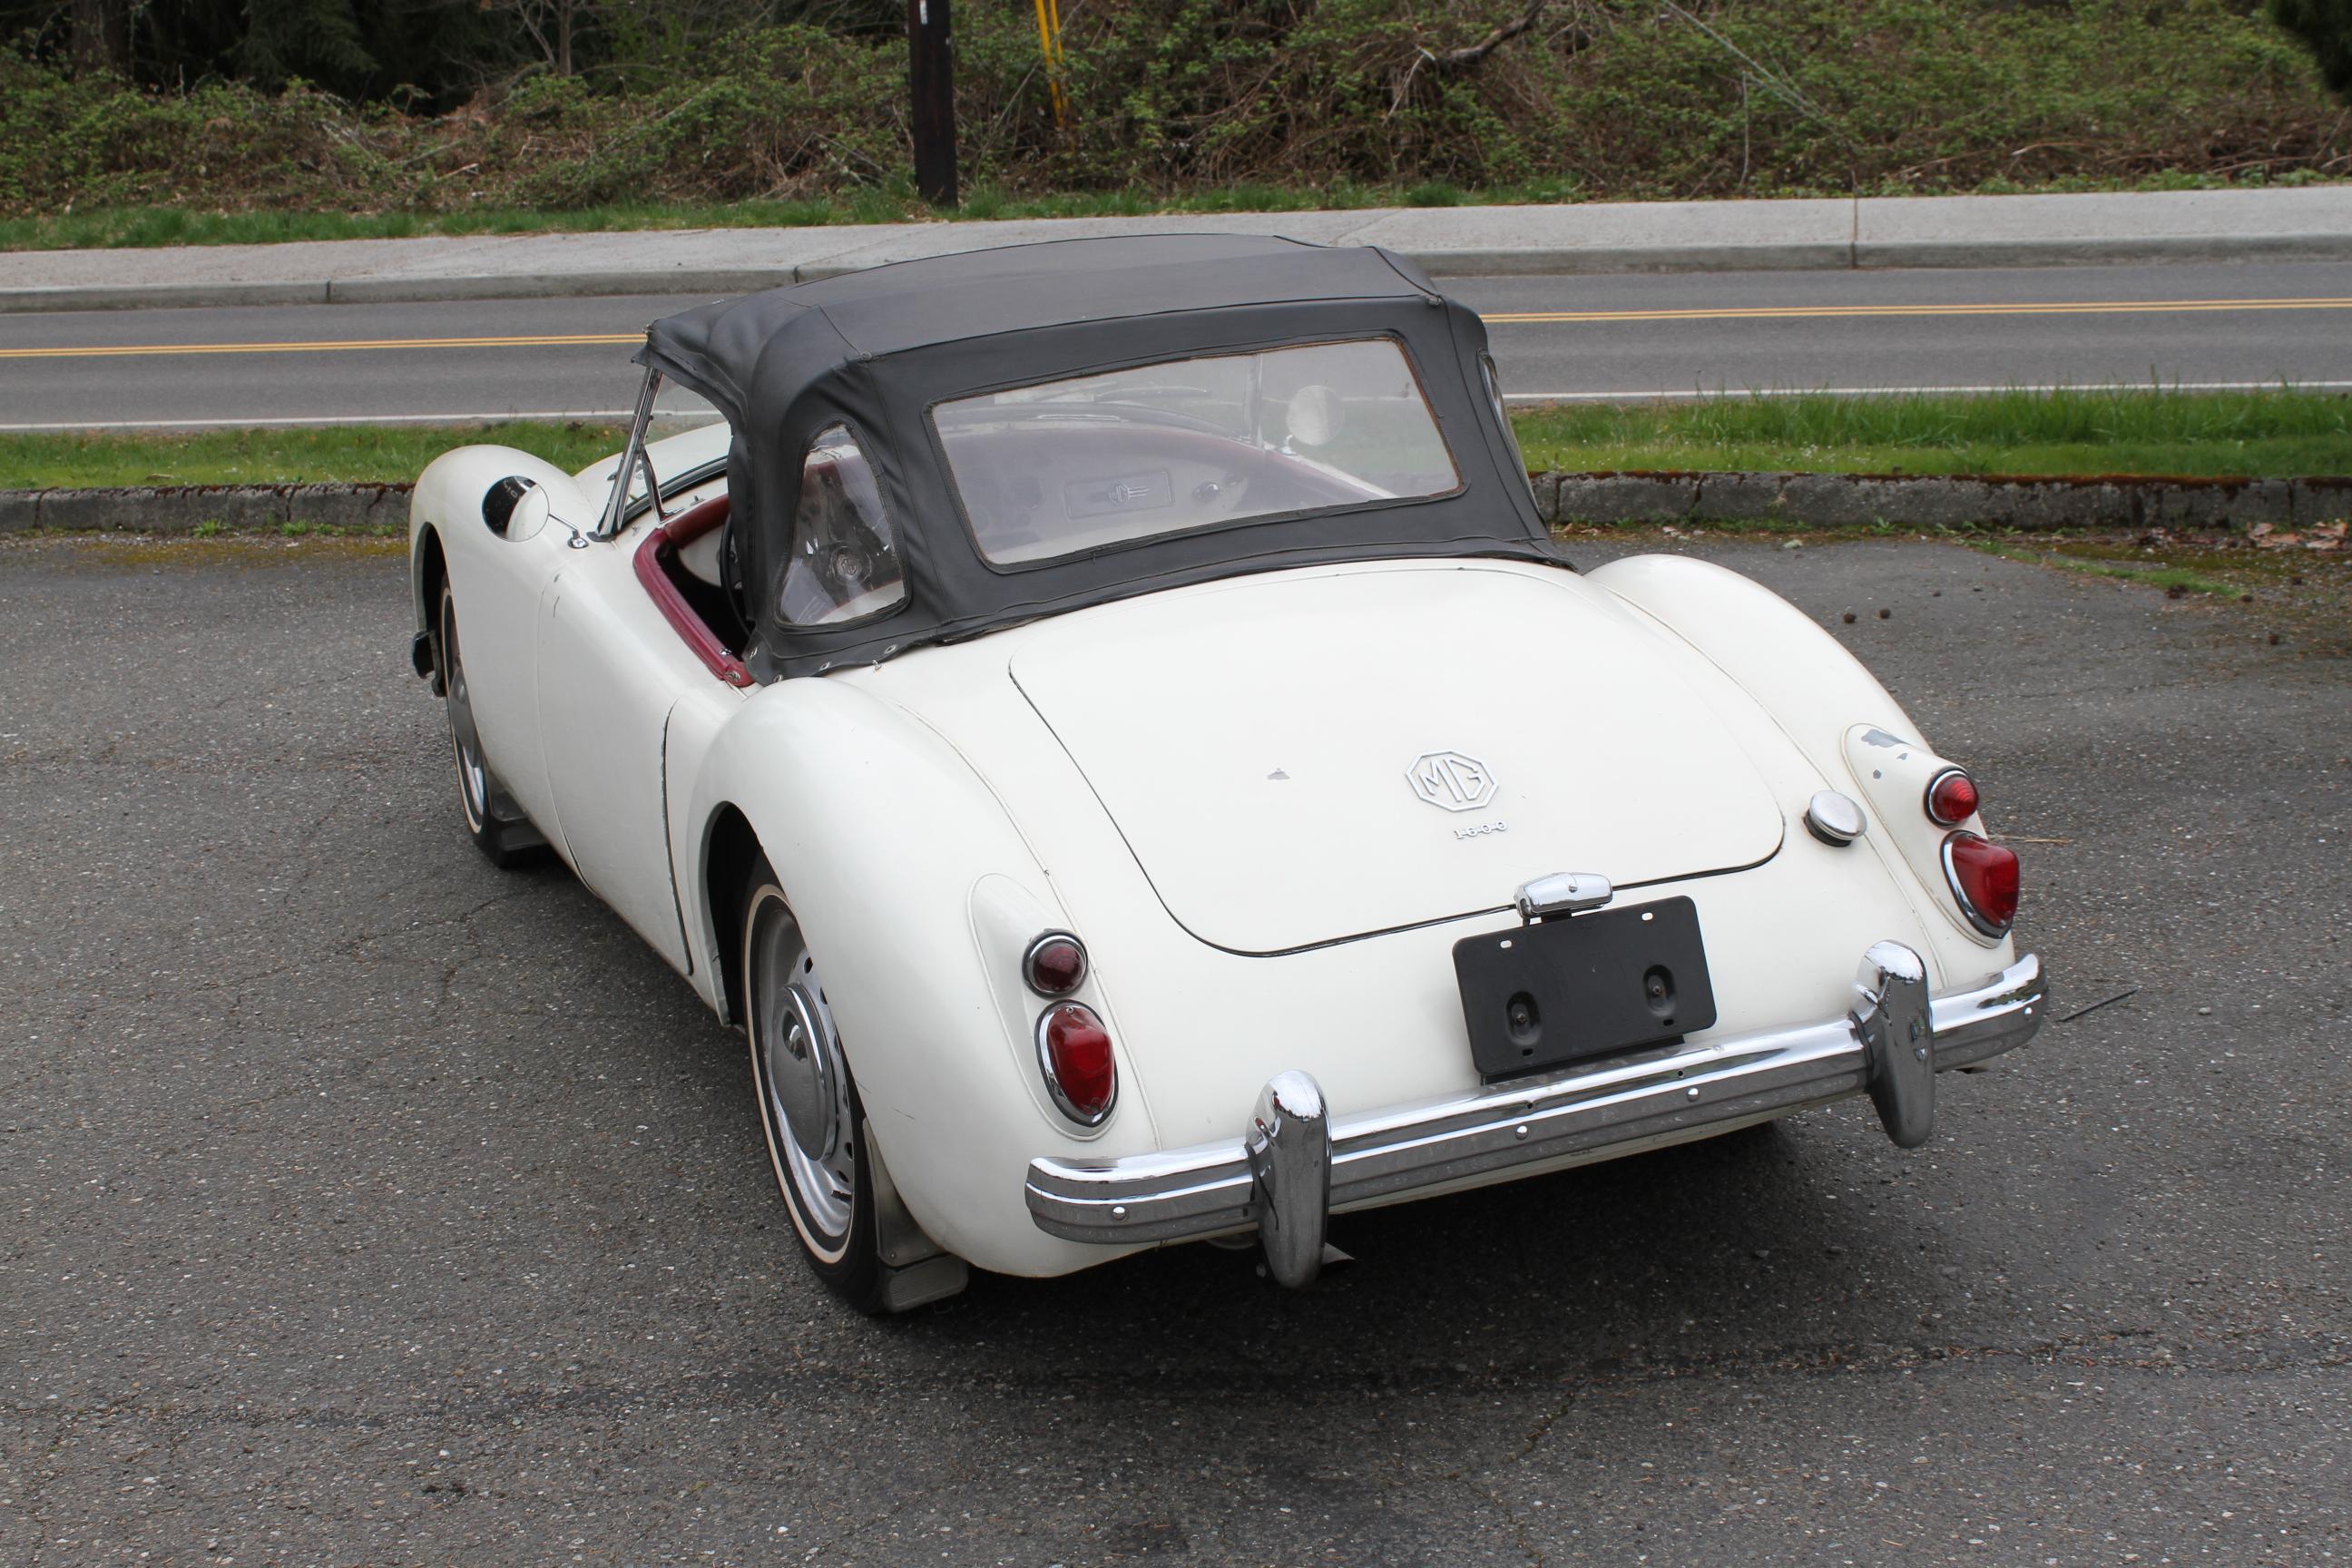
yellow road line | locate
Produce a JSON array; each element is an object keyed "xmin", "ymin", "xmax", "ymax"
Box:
[
  {"xmin": 5, "ymin": 296, "xmax": 2350, "ymax": 359},
  {"xmin": 1483, "ymin": 297, "xmax": 2352, "ymax": 324},
  {"xmin": 0, "ymin": 331, "xmax": 642, "ymax": 360}
]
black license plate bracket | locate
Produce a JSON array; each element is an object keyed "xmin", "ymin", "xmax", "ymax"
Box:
[{"xmin": 1452, "ymin": 897, "xmax": 1717, "ymax": 1080}]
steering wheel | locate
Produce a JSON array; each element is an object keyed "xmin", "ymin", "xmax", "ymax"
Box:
[
  {"xmin": 819, "ymin": 514, "xmax": 892, "ymax": 601},
  {"xmin": 715, "ymin": 513, "xmax": 754, "ymax": 647}
]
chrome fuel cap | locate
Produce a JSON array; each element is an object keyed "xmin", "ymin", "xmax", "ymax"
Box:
[{"xmin": 1806, "ymin": 789, "xmax": 1867, "ymax": 846}]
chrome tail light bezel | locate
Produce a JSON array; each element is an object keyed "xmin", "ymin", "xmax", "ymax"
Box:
[
  {"xmin": 1035, "ymin": 1001, "xmax": 1117, "ymax": 1128},
  {"xmin": 1021, "ymin": 931, "xmax": 1088, "ymax": 997},
  {"xmin": 1940, "ymin": 829, "xmax": 2017, "ymax": 938},
  {"xmin": 1924, "ymin": 766, "xmax": 1980, "ymax": 827}
]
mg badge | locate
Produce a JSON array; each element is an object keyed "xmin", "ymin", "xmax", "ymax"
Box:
[{"xmin": 1406, "ymin": 751, "xmax": 1496, "ymax": 813}]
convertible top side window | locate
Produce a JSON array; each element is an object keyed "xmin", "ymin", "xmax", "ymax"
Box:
[{"xmin": 778, "ymin": 426, "xmax": 907, "ymax": 627}]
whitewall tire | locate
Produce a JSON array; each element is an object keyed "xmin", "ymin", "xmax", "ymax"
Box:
[{"xmin": 741, "ymin": 858, "xmax": 887, "ymax": 1312}]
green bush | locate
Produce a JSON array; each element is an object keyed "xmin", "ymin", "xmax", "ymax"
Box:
[{"xmin": 1, "ymin": 0, "xmax": 2344, "ymax": 222}]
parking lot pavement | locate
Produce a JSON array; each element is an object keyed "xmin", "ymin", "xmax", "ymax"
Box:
[{"xmin": 1, "ymin": 531, "xmax": 2345, "ymax": 1566}]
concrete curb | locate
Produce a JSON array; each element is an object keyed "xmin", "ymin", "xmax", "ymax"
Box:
[
  {"xmin": 7, "ymin": 471, "xmax": 2347, "ymax": 535},
  {"xmin": 0, "ymin": 271, "xmax": 809, "ymax": 313},
  {"xmin": 0, "ymin": 483, "xmax": 410, "ymax": 533},
  {"xmin": 1540, "ymin": 470, "xmax": 2352, "ymax": 531},
  {"xmin": 1849, "ymin": 232, "xmax": 2352, "ymax": 271},
  {"xmin": 9, "ymin": 231, "xmax": 2352, "ymax": 314}
]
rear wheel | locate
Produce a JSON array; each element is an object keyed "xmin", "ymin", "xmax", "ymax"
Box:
[
  {"xmin": 741, "ymin": 860, "xmax": 886, "ymax": 1313},
  {"xmin": 436, "ymin": 583, "xmax": 546, "ymax": 869}
]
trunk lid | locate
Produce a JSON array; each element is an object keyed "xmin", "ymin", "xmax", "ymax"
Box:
[{"xmin": 1009, "ymin": 564, "xmax": 1786, "ymax": 955}]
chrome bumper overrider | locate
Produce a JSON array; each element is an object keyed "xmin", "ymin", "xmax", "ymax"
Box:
[{"xmin": 1024, "ymin": 946, "xmax": 2044, "ymax": 1282}]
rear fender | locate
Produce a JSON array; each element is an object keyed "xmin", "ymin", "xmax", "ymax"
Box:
[
  {"xmin": 688, "ymin": 678, "xmax": 1161, "ymax": 1277},
  {"xmin": 1586, "ymin": 554, "xmax": 1916, "ymax": 766},
  {"xmin": 1589, "ymin": 554, "xmax": 2016, "ymax": 979}
]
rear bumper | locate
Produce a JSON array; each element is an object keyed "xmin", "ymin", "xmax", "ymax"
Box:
[{"xmin": 1024, "ymin": 946, "xmax": 2043, "ymax": 1260}]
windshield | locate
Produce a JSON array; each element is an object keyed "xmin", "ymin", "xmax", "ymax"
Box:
[{"xmin": 933, "ymin": 338, "xmax": 1460, "ymax": 565}]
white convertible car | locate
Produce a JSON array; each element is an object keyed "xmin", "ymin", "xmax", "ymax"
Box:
[{"xmin": 408, "ymin": 235, "xmax": 2044, "ymax": 1312}]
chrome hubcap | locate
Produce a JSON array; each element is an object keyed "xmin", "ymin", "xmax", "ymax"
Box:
[
  {"xmin": 770, "ymin": 981, "xmax": 840, "ymax": 1159},
  {"xmin": 750, "ymin": 896, "xmax": 855, "ymax": 1242}
]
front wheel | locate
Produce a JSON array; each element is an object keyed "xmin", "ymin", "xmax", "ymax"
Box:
[
  {"xmin": 741, "ymin": 860, "xmax": 887, "ymax": 1313},
  {"xmin": 436, "ymin": 583, "xmax": 546, "ymax": 869}
]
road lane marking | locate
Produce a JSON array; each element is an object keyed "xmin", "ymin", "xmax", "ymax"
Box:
[
  {"xmin": 0, "ymin": 331, "xmax": 643, "ymax": 360},
  {"xmin": 1499, "ymin": 379, "xmax": 2352, "ymax": 402},
  {"xmin": 1483, "ymin": 297, "xmax": 2352, "ymax": 324},
  {"xmin": 6, "ymin": 296, "xmax": 2352, "ymax": 360},
  {"xmin": 0, "ymin": 409, "xmax": 654, "ymax": 432}
]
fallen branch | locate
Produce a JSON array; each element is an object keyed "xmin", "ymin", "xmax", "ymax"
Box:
[
  {"xmin": 1392, "ymin": 0, "xmax": 1548, "ymax": 117},
  {"xmin": 1430, "ymin": 0, "xmax": 1547, "ymax": 70}
]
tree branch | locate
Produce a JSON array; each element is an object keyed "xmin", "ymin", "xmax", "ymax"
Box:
[{"xmin": 1430, "ymin": 0, "xmax": 1545, "ymax": 71}]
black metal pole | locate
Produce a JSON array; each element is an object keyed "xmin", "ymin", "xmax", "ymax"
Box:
[{"xmin": 908, "ymin": 0, "xmax": 957, "ymax": 208}]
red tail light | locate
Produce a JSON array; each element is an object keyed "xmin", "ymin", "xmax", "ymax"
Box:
[
  {"xmin": 1023, "ymin": 933, "xmax": 1087, "ymax": 996},
  {"xmin": 1942, "ymin": 831, "xmax": 2019, "ymax": 936},
  {"xmin": 1037, "ymin": 1003, "xmax": 1116, "ymax": 1125},
  {"xmin": 1926, "ymin": 768, "xmax": 1980, "ymax": 826}
]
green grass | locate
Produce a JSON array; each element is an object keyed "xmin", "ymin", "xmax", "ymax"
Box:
[
  {"xmin": 0, "ymin": 421, "xmax": 625, "ymax": 490},
  {"xmin": 0, "ymin": 201, "xmax": 893, "ymax": 250},
  {"xmin": 6, "ymin": 387, "xmax": 2349, "ymax": 492},
  {"xmin": 8, "ymin": 172, "xmax": 2338, "ymax": 255},
  {"xmin": 1972, "ymin": 542, "xmax": 2239, "ymax": 596},
  {"xmin": 1511, "ymin": 387, "xmax": 2352, "ymax": 479},
  {"xmin": 0, "ymin": 180, "xmax": 1594, "ymax": 252},
  {"xmin": 0, "ymin": 170, "xmax": 2314, "ymax": 253}
]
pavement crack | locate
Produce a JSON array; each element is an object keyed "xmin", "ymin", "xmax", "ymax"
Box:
[
  {"xmin": 1443, "ymin": 1464, "xmax": 1545, "ymax": 1568},
  {"xmin": 344, "ymin": 887, "xmax": 536, "ymax": 952},
  {"xmin": 285, "ymin": 780, "xmax": 355, "ymax": 888},
  {"xmin": 789, "ymin": 1478, "xmax": 928, "ymax": 1564},
  {"xmin": 6, "ymin": 1406, "xmax": 74, "ymax": 1540}
]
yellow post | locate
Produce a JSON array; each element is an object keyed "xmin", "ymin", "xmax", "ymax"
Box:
[{"xmin": 1033, "ymin": 0, "xmax": 1070, "ymax": 130}]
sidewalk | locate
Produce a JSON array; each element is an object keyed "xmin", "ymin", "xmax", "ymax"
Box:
[{"xmin": 4, "ymin": 186, "xmax": 2349, "ymax": 313}]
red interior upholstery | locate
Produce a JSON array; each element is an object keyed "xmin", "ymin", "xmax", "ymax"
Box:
[{"xmin": 632, "ymin": 493, "xmax": 753, "ymax": 689}]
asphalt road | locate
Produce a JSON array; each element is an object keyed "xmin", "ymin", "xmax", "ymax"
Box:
[
  {"xmin": 4, "ymin": 260, "xmax": 2351, "ymax": 430},
  {"xmin": 2, "ymin": 533, "xmax": 2345, "ymax": 1565}
]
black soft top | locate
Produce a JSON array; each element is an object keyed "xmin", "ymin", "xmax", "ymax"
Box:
[{"xmin": 638, "ymin": 233, "xmax": 1561, "ymax": 679}]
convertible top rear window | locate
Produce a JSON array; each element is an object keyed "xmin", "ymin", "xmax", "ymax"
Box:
[{"xmin": 934, "ymin": 339, "xmax": 1460, "ymax": 565}]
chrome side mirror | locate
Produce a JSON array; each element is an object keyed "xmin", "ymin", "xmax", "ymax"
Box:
[
  {"xmin": 510, "ymin": 486, "xmax": 557, "ymax": 544},
  {"xmin": 484, "ymin": 476, "xmax": 539, "ymax": 538},
  {"xmin": 483, "ymin": 477, "xmax": 586, "ymax": 549}
]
